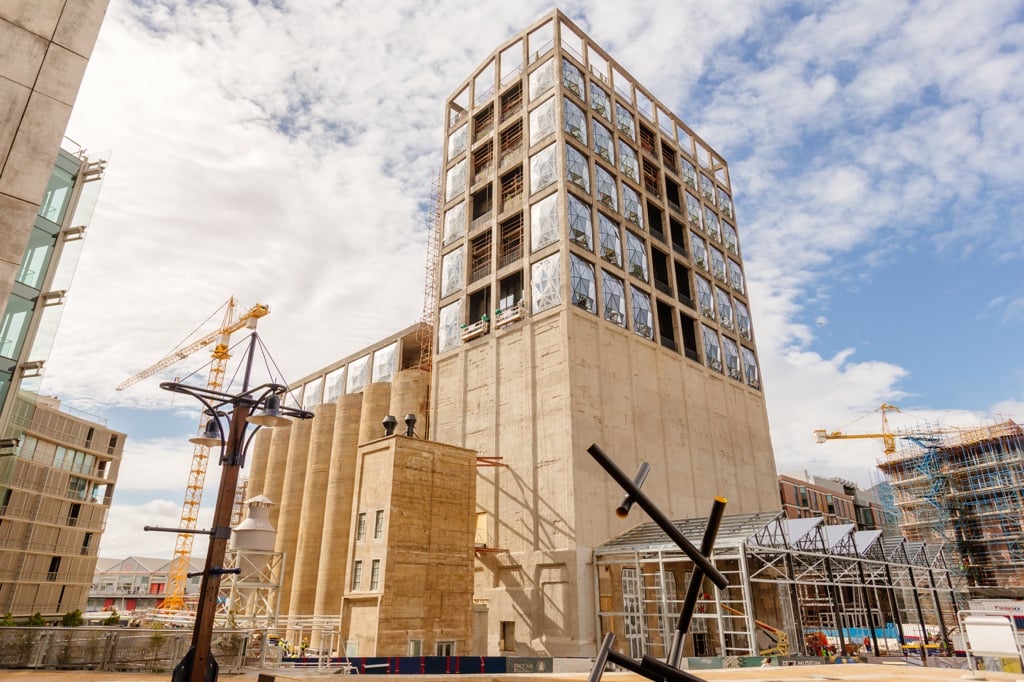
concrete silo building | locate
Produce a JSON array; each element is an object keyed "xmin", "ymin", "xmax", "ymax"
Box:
[
  {"xmin": 430, "ymin": 10, "xmax": 777, "ymax": 656},
  {"xmin": 243, "ymin": 10, "xmax": 778, "ymax": 659}
]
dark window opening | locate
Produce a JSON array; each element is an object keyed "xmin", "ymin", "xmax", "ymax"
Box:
[
  {"xmin": 651, "ymin": 246, "xmax": 672, "ymax": 296},
  {"xmin": 107, "ymin": 434, "xmax": 118, "ymax": 454},
  {"xmin": 471, "ymin": 186, "xmax": 493, "ymax": 226},
  {"xmin": 656, "ymin": 300, "xmax": 677, "ymax": 352},
  {"xmin": 500, "ymin": 168, "xmax": 523, "ymax": 212},
  {"xmin": 497, "ymin": 272, "xmax": 523, "ymax": 312},
  {"xmin": 679, "ymin": 312, "xmax": 699, "ymax": 362},
  {"xmin": 469, "ymin": 288, "xmax": 491, "ymax": 324},
  {"xmin": 500, "ymin": 83, "xmax": 523, "ymax": 122},
  {"xmin": 642, "ymin": 159, "xmax": 660, "ymax": 197},
  {"xmin": 499, "ymin": 120, "xmax": 523, "ymax": 166},
  {"xmin": 665, "ymin": 177, "xmax": 681, "ymax": 213},
  {"xmin": 674, "ymin": 262, "xmax": 694, "ymax": 309},
  {"xmin": 81, "ymin": 532, "xmax": 92, "ymax": 556},
  {"xmin": 669, "ymin": 218, "xmax": 686, "ymax": 257},
  {"xmin": 500, "ymin": 621, "xmax": 516, "ymax": 652},
  {"xmin": 473, "ymin": 142, "xmax": 494, "ymax": 183},
  {"xmin": 661, "ymin": 141, "xmax": 677, "ymax": 171},
  {"xmin": 85, "ymin": 427, "xmax": 95, "ymax": 449},
  {"xmin": 48, "ymin": 556, "xmax": 61, "ymax": 582},
  {"xmin": 498, "ymin": 214, "xmax": 523, "ymax": 269},
  {"xmin": 473, "ymin": 104, "xmax": 494, "ymax": 142},
  {"xmin": 647, "ymin": 201, "xmax": 665, "ymax": 242},
  {"xmin": 67, "ymin": 502, "xmax": 81, "ymax": 527},
  {"xmin": 639, "ymin": 124, "xmax": 657, "ymax": 156},
  {"xmin": 469, "ymin": 232, "xmax": 492, "ymax": 283}
]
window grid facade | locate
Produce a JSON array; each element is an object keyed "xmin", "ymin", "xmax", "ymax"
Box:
[{"xmin": 436, "ymin": 12, "xmax": 761, "ymax": 387}]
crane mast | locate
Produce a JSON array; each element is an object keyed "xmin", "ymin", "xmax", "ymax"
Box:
[{"xmin": 118, "ymin": 298, "xmax": 269, "ymax": 613}]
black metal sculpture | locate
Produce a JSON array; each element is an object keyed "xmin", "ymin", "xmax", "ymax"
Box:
[{"xmin": 586, "ymin": 443, "xmax": 728, "ymax": 682}]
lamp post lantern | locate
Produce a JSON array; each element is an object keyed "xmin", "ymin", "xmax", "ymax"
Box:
[{"xmin": 157, "ymin": 326, "xmax": 312, "ymax": 682}]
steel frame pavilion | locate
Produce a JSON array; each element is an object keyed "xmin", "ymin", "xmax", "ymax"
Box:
[{"xmin": 593, "ymin": 511, "xmax": 964, "ymax": 660}]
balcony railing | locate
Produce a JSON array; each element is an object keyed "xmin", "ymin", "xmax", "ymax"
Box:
[{"xmin": 498, "ymin": 247, "xmax": 522, "ymax": 270}]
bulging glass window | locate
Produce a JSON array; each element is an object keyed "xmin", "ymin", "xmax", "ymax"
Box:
[
  {"xmin": 567, "ymin": 195, "xmax": 593, "ymax": 250},
  {"xmin": 590, "ymin": 82, "xmax": 611, "ymax": 121},
  {"xmin": 569, "ymin": 254, "xmax": 597, "ymax": 313},
  {"xmin": 722, "ymin": 221, "xmax": 739, "ymax": 255},
  {"xmin": 595, "ymin": 166, "xmax": 617, "ymax": 211},
  {"xmin": 438, "ymin": 300, "xmax": 463, "ymax": 353},
  {"xmin": 324, "ymin": 366, "xmax": 346, "ymax": 403},
  {"xmin": 735, "ymin": 300, "xmax": 751, "ymax": 340},
  {"xmin": 630, "ymin": 286, "xmax": 653, "ymax": 339},
  {"xmin": 715, "ymin": 287, "xmax": 733, "ymax": 328},
  {"xmin": 623, "ymin": 185, "xmax": 643, "ymax": 228},
  {"xmin": 702, "ymin": 325, "xmax": 721, "ymax": 371},
  {"xmin": 681, "ymin": 159, "xmax": 697, "ymax": 189},
  {"xmin": 440, "ymin": 245, "xmax": 465, "ymax": 297},
  {"xmin": 626, "ymin": 231, "xmax": 647, "ymax": 282},
  {"xmin": 531, "ymin": 252, "xmax": 562, "ymax": 312},
  {"xmin": 529, "ymin": 97, "xmax": 556, "ymax": 146},
  {"xmin": 618, "ymin": 141, "xmax": 638, "ymax": 182},
  {"xmin": 741, "ymin": 346, "xmax": 760, "ymax": 387},
  {"xmin": 615, "ymin": 103, "xmax": 635, "ymax": 140},
  {"xmin": 685, "ymin": 192, "xmax": 702, "ymax": 230},
  {"xmin": 728, "ymin": 259, "xmax": 745, "ymax": 294},
  {"xmin": 700, "ymin": 174, "xmax": 716, "ymax": 203},
  {"xmin": 691, "ymin": 234, "xmax": 708, "ymax": 270},
  {"xmin": 448, "ymin": 125, "xmax": 468, "ymax": 159},
  {"xmin": 529, "ymin": 59, "xmax": 554, "ymax": 101},
  {"xmin": 530, "ymin": 192, "xmax": 559, "ymax": 251},
  {"xmin": 563, "ymin": 97, "xmax": 587, "ymax": 144},
  {"xmin": 695, "ymin": 275, "xmax": 714, "ymax": 319},
  {"xmin": 445, "ymin": 158, "xmax": 467, "ymax": 201},
  {"xmin": 704, "ymin": 207, "xmax": 720, "ymax": 241},
  {"xmin": 565, "ymin": 144, "xmax": 589, "ymax": 192},
  {"xmin": 592, "ymin": 120, "xmax": 614, "ymax": 165},
  {"xmin": 598, "ymin": 213, "xmax": 621, "ymax": 267},
  {"xmin": 372, "ymin": 341, "xmax": 398, "ymax": 383},
  {"xmin": 530, "ymin": 144, "xmax": 557, "ymax": 194},
  {"xmin": 346, "ymin": 354, "xmax": 370, "ymax": 393},
  {"xmin": 562, "ymin": 58, "xmax": 585, "ymax": 101},
  {"xmin": 443, "ymin": 202, "xmax": 466, "ymax": 246},
  {"xmin": 602, "ymin": 270, "xmax": 626, "ymax": 327},
  {"xmin": 711, "ymin": 247, "xmax": 726, "ymax": 282},
  {"xmin": 722, "ymin": 337, "xmax": 741, "ymax": 380}
]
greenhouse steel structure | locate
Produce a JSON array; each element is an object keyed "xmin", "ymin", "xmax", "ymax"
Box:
[{"xmin": 594, "ymin": 511, "xmax": 963, "ymax": 659}]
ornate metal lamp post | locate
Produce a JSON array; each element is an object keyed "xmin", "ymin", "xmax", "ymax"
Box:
[{"xmin": 159, "ymin": 323, "xmax": 312, "ymax": 682}]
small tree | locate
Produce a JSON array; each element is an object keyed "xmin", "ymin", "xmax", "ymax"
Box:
[
  {"xmin": 102, "ymin": 610, "xmax": 121, "ymax": 626},
  {"xmin": 26, "ymin": 612, "xmax": 45, "ymax": 627},
  {"xmin": 61, "ymin": 609, "xmax": 83, "ymax": 627},
  {"xmin": 0, "ymin": 612, "xmax": 15, "ymax": 626}
]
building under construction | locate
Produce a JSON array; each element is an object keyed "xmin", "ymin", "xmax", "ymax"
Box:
[{"xmin": 877, "ymin": 420, "xmax": 1024, "ymax": 597}]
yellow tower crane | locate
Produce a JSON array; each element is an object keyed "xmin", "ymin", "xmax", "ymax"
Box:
[
  {"xmin": 813, "ymin": 403, "xmax": 902, "ymax": 455},
  {"xmin": 116, "ymin": 298, "xmax": 269, "ymax": 612}
]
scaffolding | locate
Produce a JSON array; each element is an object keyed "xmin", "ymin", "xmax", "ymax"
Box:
[
  {"xmin": 878, "ymin": 420, "xmax": 1024, "ymax": 594},
  {"xmin": 594, "ymin": 512, "xmax": 963, "ymax": 659}
]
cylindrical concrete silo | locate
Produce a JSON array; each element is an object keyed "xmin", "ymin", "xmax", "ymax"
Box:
[
  {"xmin": 388, "ymin": 368, "xmax": 430, "ymax": 437},
  {"xmin": 287, "ymin": 402, "xmax": 336, "ymax": 621},
  {"xmin": 358, "ymin": 381, "xmax": 392, "ymax": 445},
  {"xmin": 273, "ymin": 417, "xmax": 313, "ymax": 617},
  {"xmin": 262, "ymin": 426, "xmax": 293, "ymax": 529},
  {"xmin": 244, "ymin": 428, "xmax": 273, "ymax": 500},
  {"xmin": 312, "ymin": 392, "xmax": 363, "ymax": 622}
]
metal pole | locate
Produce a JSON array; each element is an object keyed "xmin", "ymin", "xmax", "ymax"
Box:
[{"xmin": 177, "ymin": 404, "xmax": 251, "ymax": 682}]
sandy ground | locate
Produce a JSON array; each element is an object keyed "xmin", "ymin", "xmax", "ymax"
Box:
[{"xmin": 0, "ymin": 664, "xmax": 1022, "ymax": 682}]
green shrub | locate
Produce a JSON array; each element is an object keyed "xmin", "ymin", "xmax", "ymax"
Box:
[{"xmin": 61, "ymin": 609, "xmax": 83, "ymax": 627}]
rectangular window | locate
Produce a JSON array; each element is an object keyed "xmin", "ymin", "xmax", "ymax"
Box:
[
  {"xmin": 351, "ymin": 560, "xmax": 363, "ymax": 590},
  {"xmin": 370, "ymin": 559, "xmax": 381, "ymax": 590},
  {"xmin": 436, "ymin": 641, "xmax": 455, "ymax": 656},
  {"xmin": 356, "ymin": 512, "xmax": 367, "ymax": 541},
  {"xmin": 408, "ymin": 639, "xmax": 423, "ymax": 656},
  {"xmin": 374, "ymin": 510, "xmax": 385, "ymax": 539},
  {"xmin": 500, "ymin": 621, "xmax": 516, "ymax": 651},
  {"xmin": 48, "ymin": 556, "xmax": 61, "ymax": 581}
]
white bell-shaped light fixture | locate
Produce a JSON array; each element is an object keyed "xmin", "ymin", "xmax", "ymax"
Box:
[{"xmin": 189, "ymin": 418, "xmax": 223, "ymax": 447}]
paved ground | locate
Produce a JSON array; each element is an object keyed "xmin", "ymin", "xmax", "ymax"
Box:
[{"xmin": 0, "ymin": 663, "xmax": 1021, "ymax": 682}]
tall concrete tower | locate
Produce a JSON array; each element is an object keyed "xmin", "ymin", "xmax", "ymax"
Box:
[{"xmin": 430, "ymin": 10, "xmax": 779, "ymax": 656}]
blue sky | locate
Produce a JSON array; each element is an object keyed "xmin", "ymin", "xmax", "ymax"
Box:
[{"xmin": 43, "ymin": 0, "xmax": 1023, "ymax": 557}]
